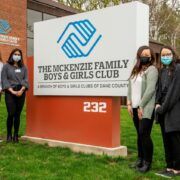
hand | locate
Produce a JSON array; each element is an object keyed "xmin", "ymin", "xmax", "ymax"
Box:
[
  {"xmin": 16, "ymin": 89, "xmax": 24, "ymax": 97},
  {"xmin": 11, "ymin": 90, "xmax": 18, "ymax": 96},
  {"xmin": 138, "ymin": 107, "xmax": 143, "ymax": 120},
  {"xmin": 155, "ymin": 104, "xmax": 161, "ymax": 110},
  {"xmin": 127, "ymin": 104, "xmax": 133, "ymax": 117}
]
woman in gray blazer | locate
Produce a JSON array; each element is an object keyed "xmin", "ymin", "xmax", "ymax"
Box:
[{"xmin": 127, "ymin": 46, "xmax": 158, "ymax": 172}]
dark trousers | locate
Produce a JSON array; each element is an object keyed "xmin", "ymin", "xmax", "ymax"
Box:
[
  {"xmin": 133, "ymin": 108, "xmax": 154, "ymax": 163},
  {"xmin": 158, "ymin": 114, "xmax": 174, "ymax": 169},
  {"xmin": 168, "ymin": 131, "xmax": 180, "ymax": 170},
  {"xmin": 5, "ymin": 91, "xmax": 25, "ymax": 137}
]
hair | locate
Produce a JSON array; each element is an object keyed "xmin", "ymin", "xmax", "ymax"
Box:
[
  {"xmin": 158, "ymin": 45, "xmax": 179, "ymax": 75},
  {"xmin": 7, "ymin": 48, "xmax": 24, "ymax": 67},
  {"xmin": 130, "ymin": 45, "xmax": 156, "ymax": 78},
  {"xmin": 0, "ymin": 51, "xmax": 2, "ymax": 62}
]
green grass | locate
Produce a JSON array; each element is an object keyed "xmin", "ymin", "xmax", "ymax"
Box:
[{"xmin": 0, "ymin": 96, "xmax": 179, "ymax": 179}]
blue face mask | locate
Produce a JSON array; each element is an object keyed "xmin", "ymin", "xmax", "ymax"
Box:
[
  {"xmin": 161, "ymin": 56, "xmax": 173, "ymax": 65},
  {"xmin": 13, "ymin": 55, "xmax": 21, "ymax": 62}
]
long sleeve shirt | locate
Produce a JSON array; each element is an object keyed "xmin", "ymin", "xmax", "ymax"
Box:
[
  {"xmin": 0, "ymin": 62, "xmax": 3, "ymax": 91},
  {"xmin": 156, "ymin": 67, "xmax": 174, "ymax": 105},
  {"xmin": 1, "ymin": 63, "xmax": 29, "ymax": 90},
  {"xmin": 156, "ymin": 64, "xmax": 180, "ymax": 132}
]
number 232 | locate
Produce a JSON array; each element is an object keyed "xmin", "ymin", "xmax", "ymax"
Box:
[{"xmin": 83, "ymin": 102, "xmax": 107, "ymax": 113}]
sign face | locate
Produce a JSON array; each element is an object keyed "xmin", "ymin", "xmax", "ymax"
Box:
[
  {"xmin": 34, "ymin": 1, "xmax": 149, "ymax": 96},
  {"xmin": 0, "ymin": 19, "xmax": 20, "ymax": 46},
  {"xmin": 0, "ymin": 19, "xmax": 12, "ymax": 34}
]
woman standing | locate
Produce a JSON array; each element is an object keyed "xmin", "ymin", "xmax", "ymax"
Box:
[
  {"xmin": 0, "ymin": 51, "xmax": 4, "ymax": 142},
  {"xmin": 156, "ymin": 46, "xmax": 180, "ymax": 177},
  {"xmin": 0, "ymin": 51, "xmax": 3, "ymax": 100},
  {"xmin": 127, "ymin": 46, "xmax": 158, "ymax": 172},
  {"xmin": 2, "ymin": 48, "xmax": 29, "ymax": 143}
]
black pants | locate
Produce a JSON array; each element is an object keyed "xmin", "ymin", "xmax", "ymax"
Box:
[
  {"xmin": 5, "ymin": 91, "xmax": 25, "ymax": 137},
  {"xmin": 168, "ymin": 131, "xmax": 180, "ymax": 170},
  {"xmin": 133, "ymin": 108, "xmax": 154, "ymax": 163},
  {"xmin": 158, "ymin": 114, "xmax": 174, "ymax": 169}
]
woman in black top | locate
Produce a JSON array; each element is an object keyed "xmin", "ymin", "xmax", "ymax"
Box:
[
  {"xmin": 156, "ymin": 46, "xmax": 180, "ymax": 177},
  {"xmin": 1, "ymin": 48, "xmax": 29, "ymax": 143}
]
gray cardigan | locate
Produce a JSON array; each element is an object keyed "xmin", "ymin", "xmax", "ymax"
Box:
[{"xmin": 127, "ymin": 65, "xmax": 158, "ymax": 119}]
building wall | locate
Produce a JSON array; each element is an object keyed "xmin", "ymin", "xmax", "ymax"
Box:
[
  {"xmin": 27, "ymin": 0, "xmax": 77, "ymax": 57},
  {"xmin": 0, "ymin": 0, "xmax": 27, "ymax": 62}
]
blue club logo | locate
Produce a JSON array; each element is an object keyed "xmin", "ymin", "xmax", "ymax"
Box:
[
  {"xmin": 57, "ymin": 19, "xmax": 102, "ymax": 58},
  {"xmin": 0, "ymin": 19, "xmax": 12, "ymax": 34}
]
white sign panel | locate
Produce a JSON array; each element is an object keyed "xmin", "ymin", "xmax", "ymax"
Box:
[{"xmin": 34, "ymin": 1, "xmax": 149, "ymax": 96}]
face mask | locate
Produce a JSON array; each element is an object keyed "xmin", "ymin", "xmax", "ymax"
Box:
[
  {"xmin": 140, "ymin": 57, "xmax": 151, "ymax": 65},
  {"xmin": 13, "ymin": 55, "xmax": 21, "ymax": 62},
  {"xmin": 161, "ymin": 56, "xmax": 173, "ymax": 65}
]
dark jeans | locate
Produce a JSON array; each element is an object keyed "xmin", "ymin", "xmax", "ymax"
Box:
[
  {"xmin": 5, "ymin": 91, "xmax": 25, "ymax": 137},
  {"xmin": 158, "ymin": 114, "xmax": 174, "ymax": 169},
  {"xmin": 133, "ymin": 108, "xmax": 154, "ymax": 163}
]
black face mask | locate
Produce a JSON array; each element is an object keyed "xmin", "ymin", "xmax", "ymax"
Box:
[{"xmin": 140, "ymin": 57, "xmax": 151, "ymax": 65}]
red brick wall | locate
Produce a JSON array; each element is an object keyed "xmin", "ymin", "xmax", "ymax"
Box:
[{"xmin": 0, "ymin": 0, "xmax": 27, "ymax": 63}]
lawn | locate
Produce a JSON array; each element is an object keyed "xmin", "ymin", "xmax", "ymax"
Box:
[{"xmin": 0, "ymin": 96, "xmax": 179, "ymax": 180}]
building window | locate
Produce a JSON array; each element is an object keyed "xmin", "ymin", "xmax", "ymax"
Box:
[
  {"xmin": 27, "ymin": 38, "xmax": 34, "ymax": 57},
  {"xmin": 43, "ymin": 13, "xmax": 56, "ymax": 21},
  {"xmin": 27, "ymin": 9, "xmax": 57, "ymax": 56},
  {"xmin": 27, "ymin": 9, "xmax": 42, "ymax": 39}
]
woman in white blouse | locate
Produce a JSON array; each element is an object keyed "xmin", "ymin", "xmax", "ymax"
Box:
[{"xmin": 127, "ymin": 46, "xmax": 158, "ymax": 172}]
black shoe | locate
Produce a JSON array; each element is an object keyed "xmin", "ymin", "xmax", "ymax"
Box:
[
  {"xmin": 13, "ymin": 135, "xmax": 19, "ymax": 143},
  {"xmin": 6, "ymin": 135, "xmax": 12, "ymax": 143},
  {"xmin": 137, "ymin": 161, "xmax": 151, "ymax": 173},
  {"xmin": 129, "ymin": 158, "xmax": 143, "ymax": 168},
  {"xmin": 155, "ymin": 170, "xmax": 175, "ymax": 178}
]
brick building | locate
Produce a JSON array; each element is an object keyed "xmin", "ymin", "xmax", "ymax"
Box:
[{"xmin": 0, "ymin": 0, "xmax": 78, "ymax": 62}]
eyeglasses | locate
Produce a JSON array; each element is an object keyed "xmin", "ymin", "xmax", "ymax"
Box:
[{"xmin": 14, "ymin": 54, "xmax": 21, "ymax": 56}]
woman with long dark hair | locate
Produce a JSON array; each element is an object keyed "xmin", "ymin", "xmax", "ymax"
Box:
[
  {"xmin": 1, "ymin": 48, "xmax": 29, "ymax": 143},
  {"xmin": 155, "ymin": 46, "xmax": 180, "ymax": 177},
  {"xmin": 127, "ymin": 46, "xmax": 158, "ymax": 172}
]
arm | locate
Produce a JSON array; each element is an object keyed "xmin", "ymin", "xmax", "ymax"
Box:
[
  {"xmin": 21, "ymin": 66, "xmax": 29, "ymax": 90},
  {"xmin": 17, "ymin": 66, "xmax": 29, "ymax": 97},
  {"xmin": 155, "ymin": 71, "xmax": 162, "ymax": 105},
  {"xmin": 127, "ymin": 79, "xmax": 131, "ymax": 102},
  {"xmin": 1, "ymin": 64, "xmax": 11, "ymax": 90},
  {"xmin": 139, "ymin": 66, "xmax": 158, "ymax": 108},
  {"xmin": 0, "ymin": 63, "xmax": 3, "ymax": 92},
  {"xmin": 127, "ymin": 79, "xmax": 133, "ymax": 116},
  {"xmin": 156, "ymin": 65, "xmax": 180, "ymax": 114},
  {"xmin": 1, "ymin": 65, "xmax": 17, "ymax": 95}
]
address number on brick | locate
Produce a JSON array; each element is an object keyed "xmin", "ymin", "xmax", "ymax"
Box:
[{"xmin": 83, "ymin": 102, "xmax": 107, "ymax": 113}]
